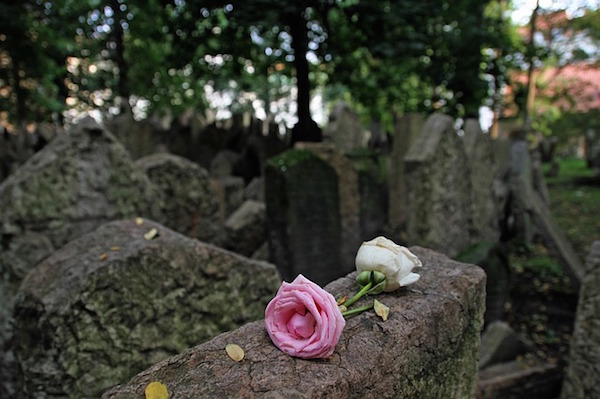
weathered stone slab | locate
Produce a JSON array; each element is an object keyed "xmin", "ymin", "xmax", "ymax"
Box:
[
  {"xmin": 477, "ymin": 360, "xmax": 562, "ymax": 399},
  {"xmin": 11, "ymin": 219, "xmax": 281, "ymax": 398},
  {"xmin": 0, "ymin": 118, "xmax": 158, "ymax": 363},
  {"xmin": 348, "ymin": 151, "xmax": 388, "ymax": 240},
  {"xmin": 103, "ymin": 247, "xmax": 486, "ymax": 399},
  {"xmin": 389, "ymin": 112, "xmax": 424, "ymax": 234},
  {"xmin": 135, "ymin": 153, "xmax": 222, "ymax": 244},
  {"xmin": 478, "ymin": 321, "xmax": 531, "ymax": 369},
  {"xmin": 294, "ymin": 142, "xmax": 362, "ymax": 272},
  {"xmin": 323, "ymin": 102, "xmax": 366, "ymax": 153},
  {"xmin": 463, "ymin": 119, "xmax": 500, "ymax": 244},
  {"xmin": 224, "ymin": 200, "xmax": 267, "ymax": 257},
  {"xmin": 211, "ymin": 176, "xmax": 246, "ymax": 219},
  {"xmin": 265, "ymin": 149, "xmax": 344, "ymax": 286},
  {"xmin": 560, "ymin": 241, "xmax": 600, "ymax": 399},
  {"xmin": 405, "ymin": 113, "xmax": 472, "ymax": 257}
]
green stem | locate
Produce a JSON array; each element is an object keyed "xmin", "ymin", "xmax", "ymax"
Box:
[
  {"xmin": 341, "ymin": 303, "xmax": 374, "ymax": 318},
  {"xmin": 343, "ymin": 281, "xmax": 373, "ymax": 308}
]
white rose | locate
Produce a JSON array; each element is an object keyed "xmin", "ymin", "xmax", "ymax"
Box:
[{"xmin": 355, "ymin": 236, "xmax": 422, "ymax": 292}]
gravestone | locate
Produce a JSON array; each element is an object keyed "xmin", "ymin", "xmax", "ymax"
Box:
[
  {"xmin": 265, "ymin": 149, "xmax": 344, "ymax": 286},
  {"xmin": 211, "ymin": 176, "xmax": 246, "ymax": 219},
  {"xmin": 294, "ymin": 142, "xmax": 361, "ymax": 271},
  {"xmin": 244, "ymin": 176, "xmax": 265, "ymax": 202},
  {"xmin": 11, "ymin": 219, "xmax": 281, "ymax": 398},
  {"xmin": 463, "ymin": 119, "xmax": 500, "ymax": 244},
  {"xmin": 506, "ymin": 132, "xmax": 535, "ymax": 245},
  {"xmin": 323, "ymin": 102, "xmax": 365, "ymax": 153},
  {"xmin": 103, "ymin": 247, "xmax": 486, "ymax": 399},
  {"xmin": 348, "ymin": 151, "xmax": 388, "ymax": 240},
  {"xmin": 0, "ymin": 118, "xmax": 158, "ymax": 360},
  {"xmin": 561, "ymin": 241, "xmax": 600, "ymax": 399},
  {"xmin": 135, "ymin": 153, "xmax": 222, "ymax": 245},
  {"xmin": 479, "ymin": 321, "xmax": 531, "ymax": 369},
  {"xmin": 404, "ymin": 113, "xmax": 472, "ymax": 257},
  {"xmin": 389, "ymin": 112, "xmax": 424, "ymax": 236},
  {"xmin": 105, "ymin": 112, "xmax": 167, "ymax": 160},
  {"xmin": 209, "ymin": 149, "xmax": 239, "ymax": 178},
  {"xmin": 223, "ymin": 200, "xmax": 266, "ymax": 257}
]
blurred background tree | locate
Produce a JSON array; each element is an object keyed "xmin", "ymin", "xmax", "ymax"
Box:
[{"xmin": 0, "ymin": 0, "xmax": 598, "ymax": 153}]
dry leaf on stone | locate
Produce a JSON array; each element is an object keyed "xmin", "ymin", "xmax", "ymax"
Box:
[
  {"xmin": 336, "ymin": 295, "xmax": 347, "ymax": 306},
  {"xmin": 98, "ymin": 253, "xmax": 108, "ymax": 261},
  {"xmin": 225, "ymin": 344, "xmax": 244, "ymax": 362},
  {"xmin": 143, "ymin": 228, "xmax": 159, "ymax": 240},
  {"xmin": 145, "ymin": 381, "xmax": 168, "ymax": 399},
  {"xmin": 110, "ymin": 246, "xmax": 120, "ymax": 252},
  {"xmin": 374, "ymin": 299, "xmax": 389, "ymax": 321}
]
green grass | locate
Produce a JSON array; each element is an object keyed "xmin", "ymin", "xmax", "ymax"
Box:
[{"xmin": 545, "ymin": 157, "xmax": 600, "ymax": 257}]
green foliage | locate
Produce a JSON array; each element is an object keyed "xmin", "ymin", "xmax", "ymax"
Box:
[{"xmin": 0, "ymin": 0, "xmax": 521, "ymax": 132}]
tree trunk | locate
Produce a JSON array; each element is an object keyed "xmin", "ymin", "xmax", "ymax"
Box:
[
  {"xmin": 110, "ymin": 0, "xmax": 129, "ymax": 112},
  {"xmin": 287, "ymin": 9, "xmax": 321, "ymax": 144},
  {"xmin": 524, "ymin": 0, "xmax": 540, "ymax": 128}
]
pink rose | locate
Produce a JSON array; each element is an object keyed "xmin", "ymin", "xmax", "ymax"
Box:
[{"xmin": 265, "ymin": 274, "xmax": 346, "ymax": 359}]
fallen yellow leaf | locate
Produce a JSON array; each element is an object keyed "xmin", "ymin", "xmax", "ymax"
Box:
[
  {"xmin": 98, "ymin": 253, "xmax": 108, "ymax": 261},
  {"xmin": 110, "ymin": 246, "xmax": 120, "ymax": 252},
  {"xmin": 336, "ymin": 295, "xmax": 347, "ymax": 306},
  {"xmin": 136, "ymin": 217, "xmax": 144, "ymax": 225},
  {"xmin": 225, "ymin": 343, "xmax": 244, "ymax": 362},
  {"xmin": 374, "ymin": 299, "xmax": 389, "ymax": 321},
  {"xmin": 143, "ymin": 228, "xmax": 159, "ymax": 240},
  {"xmin": 145, "ymin": 381, "xmax": 168, "ymax": 399}
]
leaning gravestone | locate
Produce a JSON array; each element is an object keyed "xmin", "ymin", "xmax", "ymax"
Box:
[
  {"xmin": 11, "ymin": 219, "xmax": 281, "ymax": 398},
  {"xmin": 265, "ymin": 149, "xmax": 344, "ymax": 286},
  {"xmin": 0, "ymin": 118, "xmax": 158, "ymax": 357},
  {"xmin": 135, "ymin": 153, "xmax": 222, "ymax": 245},
  {"xmin": 561, "ymin": 241, "xmax": 600, "ymax": 399},
  {"xmin": 463, "ymin": 119, "xmax": 500, "ymax": 244},
  {"xmin": 404, "ymin": 113, "xmax": 472, "ymax": 257}
]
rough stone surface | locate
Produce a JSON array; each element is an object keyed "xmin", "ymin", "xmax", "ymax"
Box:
[
  {"xmin": 405, "ymin": 113, "xmax": 472, "ymax": 257},
  {"xmin": 561, "ymin": 240, "xmax": 600, "ymax": 399},
  {"xmin": 477, "ymin": 360, "xmax": 562, "ymax": 399},
  {"xmin": 135, "ymin": 153, "xmax": 222, "ymax": 244},
  {"xmin": 389, "ymin": 112, "xmax": 424, "ymax": 235},
  {"xmin": 11, "ymin": 219, "xmax": 281, "ymax": 398},
  {"xmin": 478, "ymin": 321, "xmax": 531, "ymax": 369},
  {"xmin": 103, "ymin": 247, "xmax": 486, "ymax": 399},
  {"xmin": 224, "ymin": 200, "xmax": 267, "ymax": 257},
  {"xmin": 0, "ymin": 118, "xmax": 158, "ymax": 373},
  {"xmin": 265, "ymin": 149, "xmax": 345, "ymax": 286},
  {"xmin": 463, "ymin": 119, "xmax": 500, "ymax": 244}
]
